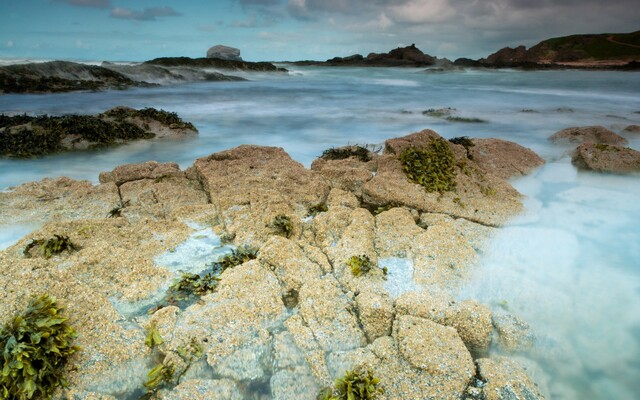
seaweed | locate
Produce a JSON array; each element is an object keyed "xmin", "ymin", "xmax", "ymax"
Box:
[
  {"xmin": 307, "ymin": 202, "xmax": 328, "ymax": 216},
  {"xmin": 23, "ymin": 235, "xmax": 79, "ymax": 259},
  {"xmin": 422, "ymin": 107, "xmax": 455, "ymax": 117},
  {"xmin": 210, "ymin": 245, "xmax": 258, "ymax": 274},
  {"xmin": 448, "ymin": 136, "xmax": 475, "ymax": 149},
  {"xmin": 399, "ymin": 138, "xmax": 457, "ymax": 193},
  {"xmin": 445, "ymin": 116, "xmax": 487, "ymax": 123},
  {"xmin": 144, "ymin": 326, "xmax": 164, "ymax": 349},
  {"xmin": 318, "ymin": 369, "xmax": 383, "ymax": 400},
  {"xmin": 0, "ymin": 294, "xmax": 79, "ymax": 400},
  {"xmin": 269, "ymin": 214, "xmax": 294, "ymax": 238},
  {"xmin": 320, "ymin": 145, "xmax": 372, "ymax": 162},
  {"xmin": 143, "ymin": 363, "xmax": 174, "ymax": 392},
  {"xmin": 347, "ymin": 255, "xmax": 373, "ymax": 277}
]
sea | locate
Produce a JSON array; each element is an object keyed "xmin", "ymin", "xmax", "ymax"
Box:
[{"xmin": 1, "ymin": 64, "xmax": 639, "ymax": 399}]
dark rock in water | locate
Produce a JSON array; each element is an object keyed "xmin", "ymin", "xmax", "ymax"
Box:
[
  {"xmin": 144, "ymin": 57, "xmax": 287, "ymax": 72},
  {"xmin": 549, "ymin": 126, "xmax": 628, "ymax": 146},
  {"xmin": 0, "ymin": 61, "xmax": 141, "ymax": 94},
  {"xmin": 572, "ymin": 143, "xmax": 640, "ymax": 174},
  {"xmin": 453, "ymin": 58, "xmax": 482, "ymax": 67},
  {"xmin": 207, "ymin": 45, "xmax": 243, "ymax": 61},
  {"xmin": 102, "ymin": 63, "xmax": 246, "ymax": 85},
  {"xmin": 623, "ymin": 124, "xmax": 640, "ymax": 133},
  {"xmin": 0, "ymin": 107, "xmax": 197, "ymax": 158},
  {"xmin": 324, "ymin": 44, "xmax": 436, "ymax": 67}
]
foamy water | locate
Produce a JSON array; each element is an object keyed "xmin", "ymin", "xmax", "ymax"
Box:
[{"xmin": 1, "ymin": 66, "xmax": 639, "ymax": 399}]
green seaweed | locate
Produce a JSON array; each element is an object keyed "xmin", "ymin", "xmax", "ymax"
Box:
[
  {"xmin": 319, "ymin": 369, "xmax": 383, "ymax": 400},
  {"xmin": 0, "ymin": 294, "xmax": 79, "ymax": 400},
  {"xmin": 448, "ymin": 136, "xmax": 475, "ymax": 149},
  {"xmin": 399, "ymin": 138, "xmax": 457, "ymax": 193},
  {"xmin": 23, "ymin": 235, "xmax": 78, "ymax": 259},
  {"xmin": 445, "ymin": 116, "xmax": 487, "ymax": 123},
  {"xmin": 347, "ymin": 255, "xmax": 373, "ymax": 277},
  {"xmin": 422, "ymin": 107, "xmax": 455, "ymax": 117},
  {"xmin": 308, "ymin": 202, "xmax": 329, "ymax": 216},
  {"xmin": 143, "ymin": 363, "xmax": 174, "ymax": 392},
  {"xmin": 269, "ymin": 214, "xmax": 294, "ymax": 238},
  {"xmin": 144, "ymin": 326, "xmax": 164, "ymax": 349},
  {"xmin": 320, "ymin": 145, "xmax": 371, "ymax": 162}
]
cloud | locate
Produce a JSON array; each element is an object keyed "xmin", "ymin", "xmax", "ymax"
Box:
[
  {"xmin": 53, "ymin": 0, "xmax": 112, "ymax": 8},
  {"xmin": 231, "ymin": 15, "xmax": 258, "ymax": 28},
  {"xmin": 6, "ymin": 40, "xmax": 14, "ymax": 48},
  {"xmin": 110, "ymin": 6, "xmax": 182, "ymax": 21}
]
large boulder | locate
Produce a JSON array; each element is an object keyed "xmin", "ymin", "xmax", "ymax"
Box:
[
  {"xmin": 206, "ymin": 45, "xmax": 242, "ymax": 61},
  {"xmin": 572, "ymin": 143, "xmax": 640, "ymax": 174},
  {"xmin": 475, "ymin": 357, "xmax": 545, "ymax": 400},
  {"xmin": 549, "ymin": 126, "xmax": 628, "ymax": 146},
  {"xmin": 468, "ymin": 138, "xmax": 545, "ymax": 180},
  {"xmin": 360, "ymin": 129, "xmax": 524, "ymax": 227}
]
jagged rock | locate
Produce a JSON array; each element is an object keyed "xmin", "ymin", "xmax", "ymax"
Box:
[
  {"xmin": 476, "ymin": 357, "xmax": 545, "ymax": 400},
  {"xmin": 493, "ymin": 313, "xmax": 535, "ymax": 353},
  {"xmin": 192, "ymin": 145, "xmax": 330, "ymax": 246},
  {"xmin": 326, "ymin": 44, "xmax": 436, "ymax": 67},
  {"xmin": 549, "ymin": 126, "xmax": 628, "ymax": 146},
  {"xmin": 361, "ymin": 129, "xmax": 524, "ymax": 226},
  {"xmin": 206, "ymin": 45, "xmax": 243, "ymax": 61},
  {"xmin": 572, "ymin": 143, "xmax": 640, "ymax": 173},
  {"xmin": 468, "ymin": 138, "xmax": 545, "ymax": 180}
]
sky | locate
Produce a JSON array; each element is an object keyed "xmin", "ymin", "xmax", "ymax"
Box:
[{"xmin": 0, "ymin": 0, "xmax": 638, "ymax": 62}]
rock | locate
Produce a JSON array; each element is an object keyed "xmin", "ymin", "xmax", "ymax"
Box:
[
  {"xmin": 623, "ymin": 124, "xmax": 640, "ymax": 133},
  {"xmin": 476, "ymin": 357, "xmax": 545, "ymax": 400},
  {"xmin": 192, "ymin": 145, "xmax": 330, "ymax": 246},
  {"xmin": 481, "ymin": 45, "xmax": 529, "ymax": 66},
  {"xmin": 492, "ymin": 313, "xmax": 535, "ymax": 353},
  {"xmin": 394, "ymin": 315, "xmax": 475, "ymax": 394},
  {"xmin": 326, "ymin": 44, "xmax": 436, "ymax": 67},
  {"xmin": 444, "ymin": 300, "xmax": 493, "ymax": 358},
  {"xmin": 99, "ymin": 161, "xmax": 183, "ymax": 185},
  {"xmin": 157, "ymin": 379, "xmax": 243, "ymax": 400},
  {"xmin": 549, "ymin": 126, "xmax": 628, "ymax": 146},
  {"xmin": 206, "ymin": 45, "xmax": 242, "ymax": 61},
  {"xmin": 395, "ymin": 293, "xmax": 492, "ymax": 358},
  {"xmin": 361, "ymin": 129, "xmax": 524, "ymax": 227},
  {"xmin": 0, "ymin": 60, "xmax": 138, "ymax": 94},
  {"xmin": 310, "ymin": 151, "xmax": 377, "ymax": 197},
  {"xmin": 468, "ymin": 138, "xmax": 545, "ymax": 180},
  {"xmin": 572, "ymin": 143, "xmax": 640, "ymax": 173},
  {"xmin": 144, "ymin": 57, "xmax": 286, "ymax": 72},
  {"xmin": 355, "ymin": 291, "xmax": 394, "ymax": 342},
  {"xmin": 0, "ymin": 107, "xmax": 197, "ymax": 158}
]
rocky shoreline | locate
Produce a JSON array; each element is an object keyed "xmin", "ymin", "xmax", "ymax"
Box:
[{"xmin": 0, "ymin": 128, "xmax": 554, "ymax": 399}]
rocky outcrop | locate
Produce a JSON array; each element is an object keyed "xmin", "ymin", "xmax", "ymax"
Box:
[
  {"xmin": 572, "ymin": 143, "xmax": 640, "ymax": 174},
  {"xmin": 475, "ymin": 357, "xmax": 545, "ymax": 400},
  {"xmin": 0, "ymin": 61, "xmax": 140, "ymax": 94},
  {"xmin": 468, "ymin": 138, "xmax": 545, "ymax": 180},
  {"xmin": 144, "ymin": 57, "xmax": 287, "ymax": 72},
  {"xmin": 0, "ymin": 107, "xmax": 197, "ymax": 158},
  {"xmin": 623, "ymin": 124, "xmax": 640, "ymax": 133},
  {"xmin": 206, "ymin": 45, "xmax": 242, "ymax": 61},
  {"xmin": 102, "ymin": 63, "xmax": 245, "ymax": 85},
  {"xmin": 0, "ymin": 130, "xmax": 548, "ymax": 399},
  {"xmin": 318, "ymin": 44, "xmax": 436, "ymax": 67},
  {"xmin": 549, "ymin": 125, "xmax": 628, "ymax": 146}
]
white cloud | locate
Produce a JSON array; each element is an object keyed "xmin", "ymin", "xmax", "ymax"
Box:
[
  {"xmin": 110, "ymin": 6, "xmax": 182, "ymax": 21},
  {"xmin": 387, "ymin": 0, "xmax": 456, "ymax": 24},
  {"xmin": 53, "ymin": 0, "xmax": 112, "ymax": 8}
]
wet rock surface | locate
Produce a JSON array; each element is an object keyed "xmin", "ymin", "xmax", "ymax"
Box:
[
  {"xmin": 0, "ymin": 107, "xmax": 197, "ymax": 158},
  {"xmin": 549, "ymin": 125, "xmax": 628, "ymax": 146},
  {"xmin": 0, "ymin": 129, "xmax": 549, "ymax": 399},
  {"xmin": 571, "ymin": 142, "xmax": 640, "ymax": 174}
]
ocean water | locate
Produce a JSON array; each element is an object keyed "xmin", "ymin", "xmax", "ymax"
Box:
[{"xmin": 1, "ymin": 66, "xmax": 640, "ymax": 399}]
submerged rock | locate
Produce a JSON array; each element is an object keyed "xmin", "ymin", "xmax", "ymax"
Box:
[
  {"xmin": 549, "ymin": 125, "xmax": 628, "ymax": 146},
  {"xmin": 572, "ymin": 143, "xmax": 640, "ymax": 174}
]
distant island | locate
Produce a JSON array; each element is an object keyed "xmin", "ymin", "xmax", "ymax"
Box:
[{"xmin": 1, "ymin": 31, "xmax": 638, "ymax": 94}]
